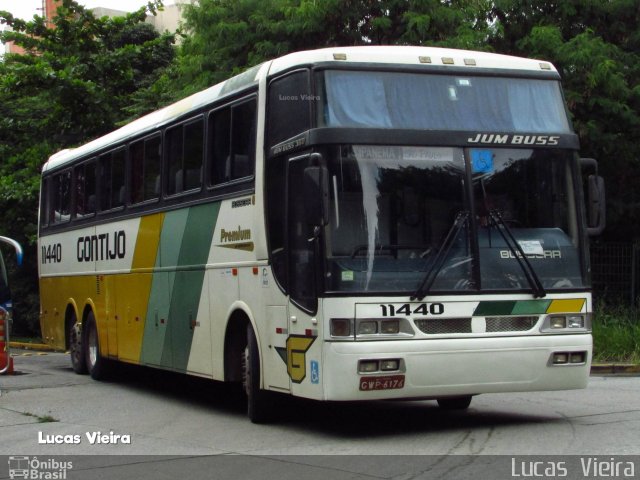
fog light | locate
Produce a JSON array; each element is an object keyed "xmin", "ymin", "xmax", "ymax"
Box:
[
  {"xmin": 380, "ymin": 359, "xmax": 400, "ymax": 371},
  {"xmin": 550, "ymin": 316, "xmax": 566, "ymax": 329},
  {"xmin": 358, "ymin": 320, "xmax": 378, "ymax": 335},
  {"xmin": 381, "ymin": 320, "xmax": 400, "ymax": 334},
  {"xmin": 331, "ymin": 318, "xmax": 352, "ymax": 337},
  {"xmin": 553, "ymin": 353, "xmax": 569, "ymax": 364},
  {"xmin": 359, "ymin": 360, "xmax": 379, "ymax": 373},
  {"xmin": 567, "ymin": 315, "xmax": 584, "ymax": 328},
  {"xmin": 570, "ymin": 352, "xmax": 586, "ymax": 364}
]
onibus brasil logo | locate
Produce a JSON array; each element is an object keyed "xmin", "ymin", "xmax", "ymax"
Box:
[{"xmin": 8, "ymin": 456, "xmax": 73, "ymax": 479}]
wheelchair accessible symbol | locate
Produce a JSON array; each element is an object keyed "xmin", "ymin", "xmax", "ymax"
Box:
[{"xmin": 310, "ymin": 360, "xmax": 320, "ymax": 384}]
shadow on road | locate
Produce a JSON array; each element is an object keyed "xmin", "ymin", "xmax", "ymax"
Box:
[{"xmin": 97, "ymin": 361, "xmax": 558, "ymax": 438}]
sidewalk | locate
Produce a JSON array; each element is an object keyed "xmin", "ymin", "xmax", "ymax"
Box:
[
  {"xmin": 8, "ymin": 341, "xmax": 56, "ymax": 352},
  {"xmin": 590, "ymin": 363, "xmax": 640, "ymax": 375}
]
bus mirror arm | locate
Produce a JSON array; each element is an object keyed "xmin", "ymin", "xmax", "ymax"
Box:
[
  {"xmin": 580, "ymin": 158, "xmax": 606, "ymax": 236},
  {"xmin": 0, "ymin": 236, "xmax": 23, "ymax": 266},
  {"xmin": 303, "ymin": 155, "xmax": 330, "ymax": 228}
]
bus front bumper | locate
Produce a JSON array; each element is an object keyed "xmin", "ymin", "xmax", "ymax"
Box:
[{"xmin": 322, "ymin": 334, "xmax": 592, "ymax": 401}]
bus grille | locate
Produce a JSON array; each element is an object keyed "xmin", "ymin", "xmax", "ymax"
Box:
[
  {"xmin": 485, "ymin": 316, "xmax": 538, "ymax": 332},
  {"xmin": 414, "ymin": 318, "xmax": 472, "ymax": 334},
  {"xmin": 414, "ymin": 316, "xmax": 539, "ymax": 335}
]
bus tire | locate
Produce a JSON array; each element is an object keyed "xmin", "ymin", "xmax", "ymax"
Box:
[
  {"xmin": 437, "ymin": 395, "xmax": 472, "ymax": 410},
  {"xmin": 69, "ymin": 317, "xmax": 87, "ymax": 375},
  {"xmin": 243, "ymin": 325, "xmax": 272, "ymax": 423},
  {"xmin": 84, "ymin": 311, "xmax": 109, "ymax": 381}
]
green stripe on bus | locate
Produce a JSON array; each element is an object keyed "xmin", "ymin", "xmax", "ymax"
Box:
[
  {"xmin": 163, "ymin": 202, "xmax": 220, "ymax": 371},
  {"xmin": 511, "ymin": 300, "xmax": 552, "ymax": 315},
  {"xmin": 141, "ymin": 208, "xmax": 190, "ymax": 368},
  {"xmin": 473, "ymin": 301, "xmax": 517, "ymax": 316}
]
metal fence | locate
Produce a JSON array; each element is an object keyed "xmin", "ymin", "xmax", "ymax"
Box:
[{"xmin": 590, "ymin": 242, "xmax": 640, "ymax": 305}]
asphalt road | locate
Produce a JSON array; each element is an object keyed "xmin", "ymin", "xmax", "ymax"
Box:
[{"xmin": 1, "ymin": 350, "xmax": 639, "ymax": 479}]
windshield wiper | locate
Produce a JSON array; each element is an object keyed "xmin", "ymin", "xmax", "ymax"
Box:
[
  {"xmin": 488, "ymin": 209, "xmax": 546, "ymax": 298},
  {"xmin": 411, "ymin": 211, "xmax": 469, "ymax": 301}
]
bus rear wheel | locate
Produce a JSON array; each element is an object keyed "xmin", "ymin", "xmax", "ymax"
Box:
[
  {"xmin": 84, "ymin": 311, "xmax": 109, "ymax": 380},
  {"xmin": 437, "ymin": 395, "xmax": 472, "ymax": 410},
  {"xmin": 69, "ymin": 317, "xmax": 87, "ymax": 375},
  {"xmin": 243, "ymin": 325, "xmax": 272, "ymax": 423}
]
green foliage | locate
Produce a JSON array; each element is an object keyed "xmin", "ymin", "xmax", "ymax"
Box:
[
  {"xmin": 488, "ymin": 0, "xmax": 640, "ymax": 241},
  {"xmin": 0, "ymin": 0, "xmax": 175, "ymax": 335},
  {"xmin": 172, "ymin": 0, "xmax": 492, "ymax": 97},
  {"xmin": 593, "ymin": 303, "xmax": 640, "ymax": 363}
]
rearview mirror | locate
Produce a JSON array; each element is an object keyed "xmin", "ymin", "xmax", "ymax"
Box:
[
  {"xmin": 303, "ymin": 155, "xmax": 330, "ymax": 227},
  {"xmin": 580, "ymin": 158, "xmax": 606, "ymax": 236}
]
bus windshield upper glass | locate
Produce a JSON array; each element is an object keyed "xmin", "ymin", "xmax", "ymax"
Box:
[
  {"xmin": 318, "ymin": 70, "xmax": 572, "ymax": 133},
  {"xmin": 325, "ymin": 145, "xmax": 586, "ymax": 294}
]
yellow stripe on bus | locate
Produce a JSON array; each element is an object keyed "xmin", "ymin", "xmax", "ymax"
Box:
[
  {"xmin": 546, "ymin": 299, "xmax": 586, "ymax": 313},
  {"xmin": 132, "ymin": 213, "xmax": 164, "ymax": 271},
  {"xmin": 113, "ymin": 213, "xmax": 165, "ymax": 363}
]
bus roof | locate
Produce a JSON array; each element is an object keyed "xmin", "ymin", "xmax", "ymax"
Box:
[{"xmin": 43, "ymin": 46, "xmax": 558, "ymax": 173}]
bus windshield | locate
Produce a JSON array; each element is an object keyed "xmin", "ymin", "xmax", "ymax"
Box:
[
  {"xmin": 325, "ymin": 145, "xmax": 586, "ymax": 294},
  {"xmin": 318, "ymin": 70, "xmax": 572, "ymax": 133}
]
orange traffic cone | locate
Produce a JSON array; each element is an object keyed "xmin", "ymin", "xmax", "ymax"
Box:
[{"xmin": 0, "ymin": 308, "xmax": 14, "ymax": 375}]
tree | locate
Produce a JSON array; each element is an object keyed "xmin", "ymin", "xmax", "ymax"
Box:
[
  {"xmin": 0, "ymin": 0, "xmax": 175, "ymax": 334},
  {"xmin": 174, "ymin": 0, "xmax": 492, "ymax": 96},
  {"xmin": 487, "ymin": 0, "xmax": 640, "ymax": 240}
]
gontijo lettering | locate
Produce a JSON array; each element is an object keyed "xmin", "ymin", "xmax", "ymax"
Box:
[{"xmin": 77, "ymin": 231, "xmax": 126, "ymax": 262}]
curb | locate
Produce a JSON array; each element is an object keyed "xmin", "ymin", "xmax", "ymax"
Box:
[
  {"xmin": 591, "ymin": 364, "xmax": 640, "ymax": 375},
  {"xmin": 8, "ymin": 341, "xmax": 56, "ymax": 352}
]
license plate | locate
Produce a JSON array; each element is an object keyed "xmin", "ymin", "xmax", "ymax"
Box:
[{"xmin": 359, "ymin": 375, "xmax": 405, "ymax": 391}]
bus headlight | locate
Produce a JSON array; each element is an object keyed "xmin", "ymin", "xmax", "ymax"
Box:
[
  {"xmin": 330, "ymin": 318, "xmax": 414, "ymax": 340},
  {"xmin": 358, "ymin": 320, "xmax": 378, "ymax": 335},
  {"xmin": 380, "ymin": 319, "xmax": 400, "ymax": 334},
  {"xmin": 541, "ymin": 314, "xmax": 591, "ymax": 333},
  {"xmin": 567, "ymin": 315, "xmax": 584, "ymax": 328}
]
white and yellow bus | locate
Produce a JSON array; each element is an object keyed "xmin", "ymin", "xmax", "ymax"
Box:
[{"xmin": 38, "ymin": 46, "xmax": 605, "ymax": 422}]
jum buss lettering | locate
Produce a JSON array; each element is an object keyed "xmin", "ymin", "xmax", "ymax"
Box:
[{"xmin": 77, "ymin": 231, "xmax": 126, "ymax": 262}]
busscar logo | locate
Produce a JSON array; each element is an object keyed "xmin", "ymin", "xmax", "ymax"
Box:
[{"xmin": 8, "ymin": 456, "xmax": 73, "ymax": 480}]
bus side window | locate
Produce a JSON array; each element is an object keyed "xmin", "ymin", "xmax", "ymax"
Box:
[
  {"xmin": 145, "ymin": 136, "xmax": 162, "ymax": 199},
  {"xmin": 208, "ymin": 97, "xmax": 256, "ymax": 187},
  {"xmin": 267, "ymin": 70, "xmax": 312, "ymax": 147},
  {"xmin": 130, "ymin": 140, "xmax": 145, "ymax": 204},
  {"xmin": 100, "ymin": 149, "xmax": 126, "ymax": 211},
  {"xmin": 74, "ymin": 160, "xmax": 97, "ymax": 218},
  {"xmin": 209, "ymin": 107, "xmax": 231, "ymax": 185},
  {"xmin": 231, "ymin": 100, "xmax": 256, "ymax": 179},
  {"xmin": 131, "ymin": 135, "xmax": 161, "ymax": 203},
  {"xmin": 166, "ymin": 118, "xmax": 203, "ymax": 195},
  {"xmin": 40, "ymin": 178, "xmax": 50, "ymax": 228},
  {"xmin": 51, "ymin": 170, "xmax": 72, "ymax": 224}
]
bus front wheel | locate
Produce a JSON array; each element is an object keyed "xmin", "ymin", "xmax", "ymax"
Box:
[
  {"xmin": 243, "ymin": 325, "xmax": 272, "ymax": 423},
  {"xmin": 84, "ymin": 311, "xmax": 109, "ymax": 380}
]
